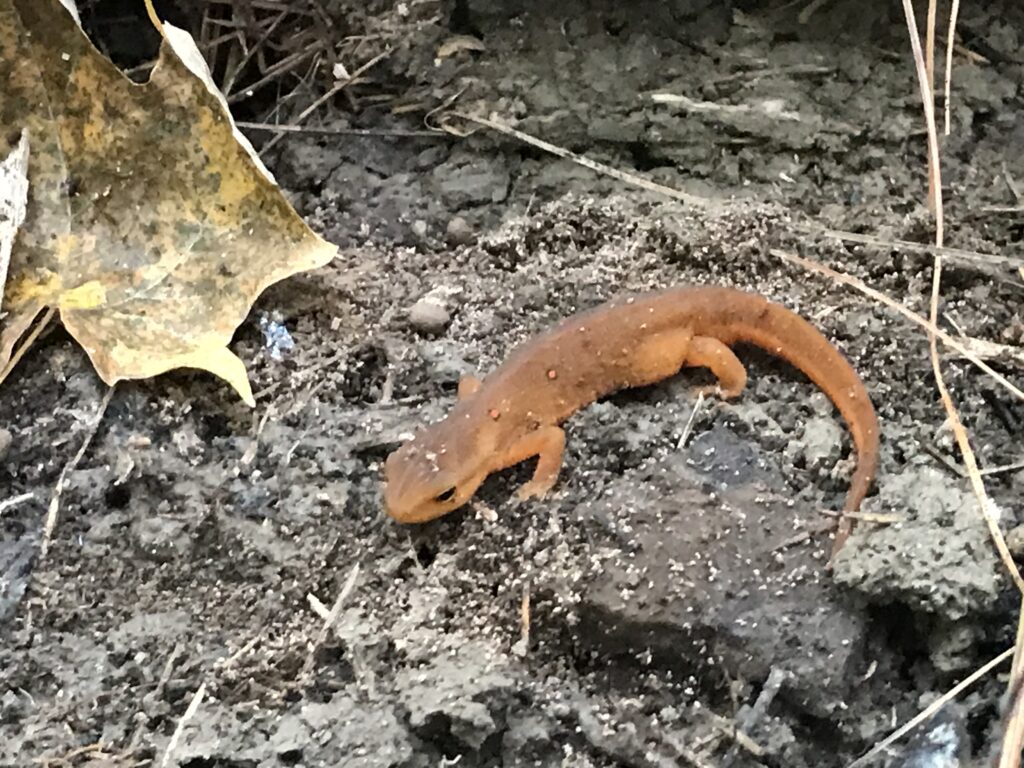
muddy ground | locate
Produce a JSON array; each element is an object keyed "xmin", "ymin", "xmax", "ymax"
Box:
[{"xmin": 3, "ymin": 0, "xmax": 1024, "ymax": 766}]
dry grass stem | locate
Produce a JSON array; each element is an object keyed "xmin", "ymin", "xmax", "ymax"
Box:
[
  {"xmin": 235, "ymin": 121, "xmax": 443, "ymax": 138},
  {"xmin": 901, "ymin": 0, "xmax": 943, "ymax": 241},
  {"xmin": 924, "ymin": 0, "xmax": 938, "ymax": 209},
  {"xmin": 944, "ymin": 0, "xmax": 962, "ymax": 134},
  {"xmin": 803, "ymin": 225, "xmax": 1023, "ymax": 274}
]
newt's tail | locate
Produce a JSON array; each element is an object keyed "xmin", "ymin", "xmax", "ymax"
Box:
[{"xmin": 730, "ymin": 294, "xmax": 879, "ymax": 556}]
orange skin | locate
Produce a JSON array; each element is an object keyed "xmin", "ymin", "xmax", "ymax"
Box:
[{"xmin": 384, "ymin": 286, "xmax": 879, "ymax": 555}]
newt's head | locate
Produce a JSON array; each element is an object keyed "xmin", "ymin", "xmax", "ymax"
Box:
[{"xmin": 383, "ymin": 413, "xmax": 494, "ymax": 524}]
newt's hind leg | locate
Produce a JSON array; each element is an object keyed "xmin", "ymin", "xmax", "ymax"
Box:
[
  {"xmin": 631, "ymin": 330, "xmax": 747, "ymax": 398},
  {"xmin": 629, "ymin": 328, "xmax": 696, "ymax": 385},
  {"xmin": 684, "ymin": 336, "xmax": 747, "ymax": 399},
  {"xmin": 493, "ymin": 425, "xmax": 567, "ymax": 500}
]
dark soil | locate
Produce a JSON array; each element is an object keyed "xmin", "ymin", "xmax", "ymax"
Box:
[{"xmin": 3, "ymin": 1, "xmax": 1024, "ymax": 767}]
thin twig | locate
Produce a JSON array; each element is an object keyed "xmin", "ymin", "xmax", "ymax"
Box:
[
  {"xmin": 980, "ymin": 460, "xmax": 1024, "ymax": 478},
  {"xmin": 443, "ymin": 111, "xmax": 715, "ymax": 210},
  {"xmin": 143, "ymin": 0, "xmax": 164, "ymax": 37},
  {"xmin": 302, "ymin": 563, "xmax": 361, "ymax": 678},
  {"xmin": 199, "ymin": 29, "xmax": 248, "ymax": 51},
  {"xmin": 129, "ymin": 644, "xmax": 182, "ymax": 751},
  {"xmin": 160, "ymin": 682, "xmax": 206, "ymax": 768},
  {"xmin": 707, "ymin": 63, "xmax": 835, "ymax": 86},
  {"xmin": 710, "ymin": 711, "xmax": 767, "ymax": 758},
  {"xmin": 661, "ymin": 732, "xmax": 720, "ymax": 768},
  {"xmin": 677, "ymin": 391, "xmax": 705, "ymax": 450},
  {"xmin": 730, "ymin": 667, "xmax": 790, "ymax": 759},
  {"xmin": 904, "ymin": 7, "xmax": 1024, "ymax": 762},
  {"xmin": 1003, "ymin": 164, "xmax": 1023, "ymax": 205},
  {"xmin": 41, "ymin": 386, "xmax": 116, "ymax": 560},
  {"xmin": 944, "ymin": 335, "xmax": 1024, "ymax": 370},
  {"xmin": 815, "ymin": 508, "xmax": 902, "ymax": 525},
  {"xmin": 33, "ymin": 742, "xmax": 109, "ymax": 766},
  {"xmin": 925, "ymin": 0, "xmax": 936, "ymax": 89}
]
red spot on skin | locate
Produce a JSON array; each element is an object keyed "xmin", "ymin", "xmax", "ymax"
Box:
[
  {"xmin": 489, "ymin": 409, "xmax": 501, "ymax": 420},
  {"xmin": 547, "ymin": 369, "xmax": 557, "ymax": 380}
]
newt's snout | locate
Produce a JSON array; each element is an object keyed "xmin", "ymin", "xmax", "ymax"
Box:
[{"xmin": 384, "ymin": 442, "xmax": 478, "ymax": 523}]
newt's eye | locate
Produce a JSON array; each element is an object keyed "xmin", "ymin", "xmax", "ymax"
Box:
[{"xmin": 434, "ymin": 487, "xmax": 457, "ymax": 503}]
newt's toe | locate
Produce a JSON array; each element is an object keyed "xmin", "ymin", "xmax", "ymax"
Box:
[{"xmin": 515, "ymin": 481, "xmax": 552, "ymax": 501}]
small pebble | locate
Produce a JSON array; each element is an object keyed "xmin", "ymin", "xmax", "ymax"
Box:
[
  {"xmin": 446, "ymin": 216, "xmax": 474, "ymax": 246},
  {"xmin": 408, "ymin": 298, "xmax": 451, "ymax": 336},
  {"xmin": 411, "ymin": 219, "xmax": 429, "ymax": 239}
]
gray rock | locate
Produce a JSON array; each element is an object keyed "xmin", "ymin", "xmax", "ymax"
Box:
[
  {"xmin": 574, "ymin": 440, "xmax": 867, "ymax": 719},
  {"xmin": 832, "ymin": 464, "xmax": 1002, "ymax": 620},
  {"xmin": 433, "ymin": 152, "xmax": 510, "ymax": 208},
  {"xmin": 395, "ymin": 641, "xmax": 514, "ymax": 751},
  {"xmin": 174, "ymin": 693, "xmax": 413, "ymax": 768}
]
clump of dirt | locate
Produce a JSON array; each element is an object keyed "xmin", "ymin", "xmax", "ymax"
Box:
[{"xmin": 3, "ymin": 1, "xmax": 1024, "ymax": 767}]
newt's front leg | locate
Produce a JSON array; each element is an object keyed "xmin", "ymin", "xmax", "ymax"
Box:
[{"xmin": 493, "ymin": 425, "xmax": 567, "ymax": 500}]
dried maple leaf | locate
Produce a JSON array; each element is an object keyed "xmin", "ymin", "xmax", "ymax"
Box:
[{"xmin": 0, "ymin": 0, "xmax": 337, "ymax": 405}]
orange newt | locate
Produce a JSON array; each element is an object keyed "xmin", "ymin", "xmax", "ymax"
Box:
[{"xmin": 384, "ymin": 286, "xmax": 879, "ymax": 555}]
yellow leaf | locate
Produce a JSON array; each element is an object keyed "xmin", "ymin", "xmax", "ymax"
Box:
[{"xmin": 0, "ymin": 0, "xmax": 337, "ymax": 404}]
